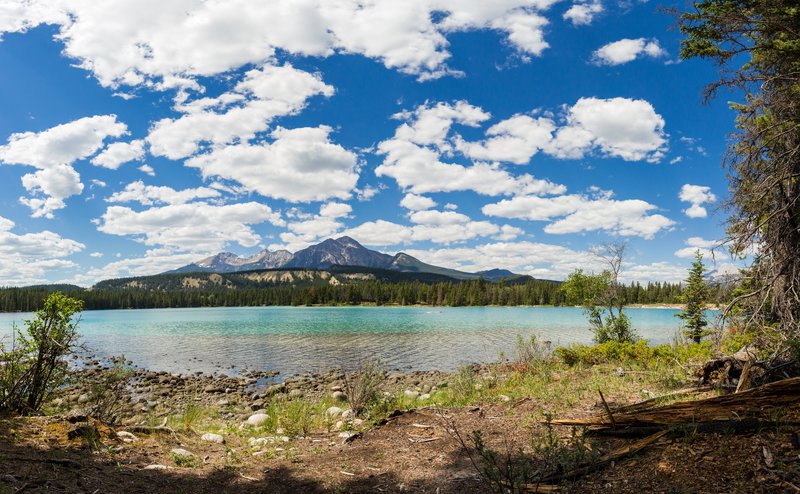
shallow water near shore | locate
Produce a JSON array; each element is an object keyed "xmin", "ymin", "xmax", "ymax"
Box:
[{"xmin": 0, "ymin": 306, "xmax": 712, "ymax": 377}]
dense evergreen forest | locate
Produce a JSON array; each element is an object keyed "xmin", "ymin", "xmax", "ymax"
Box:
[{"xmin": 0, "ymin": 277, "xmax": 732, "ymax": 313}]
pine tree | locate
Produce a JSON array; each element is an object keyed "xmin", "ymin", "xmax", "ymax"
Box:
[{"xmin": 677, "ymin": 250, "xmax": 709, "ymax": 343}]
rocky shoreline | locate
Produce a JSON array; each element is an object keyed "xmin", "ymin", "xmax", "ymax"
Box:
[{"xmin": 57, "ymin": 356, "xmax": 478, "ymax": 426}]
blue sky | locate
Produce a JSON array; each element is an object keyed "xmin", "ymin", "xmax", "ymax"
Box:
[{"xmin": 0, "ymin": 1, "xmax": 740, "ymax": 286}]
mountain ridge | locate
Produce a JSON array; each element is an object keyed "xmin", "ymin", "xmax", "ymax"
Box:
[{"xmin": 167, "ymin": 236, "xmax": 520, "ymax": 281}]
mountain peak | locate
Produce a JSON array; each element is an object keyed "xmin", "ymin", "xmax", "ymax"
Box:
[{"xmin": 167, "ymin": 236, "xmax": 524, "ymax": 281}]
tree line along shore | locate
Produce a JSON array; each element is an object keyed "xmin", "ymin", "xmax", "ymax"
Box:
[{"xmin": 0, "ymin": 277, "xmax": 734, "ymax": 312}]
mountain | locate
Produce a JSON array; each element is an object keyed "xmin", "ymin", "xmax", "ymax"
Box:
[
  {"xmin": 167, "ymin": 236, "xmax": 522, "ymax": 280},
  {"xmin": 95, "ymin": 266, "xmax": 463, "ymax": 292},
  {"xmin": 475, "ymin": 269, "xmax": 516, "ymax": 281},
  {"xmin": 388, "ymin": 252, "xmax": 477, "ymax": 280},
  {"xmin": 285, "ymin": 236, "xmax": 394, "ymax": 269},
  {"xmin": 169, "ymin": 249, "xmax": 293, "ymax": 274}
]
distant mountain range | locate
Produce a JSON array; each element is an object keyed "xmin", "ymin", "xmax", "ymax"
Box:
[{"xmin": 168, "ymin": 236, "xmax": 522, "ymax": 282}]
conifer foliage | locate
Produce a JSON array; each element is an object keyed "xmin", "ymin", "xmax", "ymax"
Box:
[{"xmin": 677, "ymin": 250, "xmax": 710, "ymax": 343}]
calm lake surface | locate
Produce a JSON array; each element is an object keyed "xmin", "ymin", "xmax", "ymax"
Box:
[{"xmin": 0, "ymin": 306, "xmax": 702, "ymax": 377}]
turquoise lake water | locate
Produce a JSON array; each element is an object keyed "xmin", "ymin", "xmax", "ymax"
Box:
[{"xmin": 0, "ymin": 306, "xmax": 706, "ymax": 377}]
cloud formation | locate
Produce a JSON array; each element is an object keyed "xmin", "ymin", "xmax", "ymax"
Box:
[
  {"xmin": 1, "ymin": 0, "xmax": 561, "ymax": 86},
  {"xmin": 679, "ymin": 184, "xmax": 716, "ymax": 218},
  {"xmin": 0, "ymin": 115, "xmax": 128, "ymax": 217},
  {"xmin": 0, "ymin": 214, "xmax": 84, "ymax": 285},
  {"xmin": 592, "ymin": 38, "xmax": 665, "ymax": 66}
]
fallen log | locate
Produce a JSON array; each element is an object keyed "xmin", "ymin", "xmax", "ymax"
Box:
[
  {"xmin": 610, "ymin": 385, "xmax": 712, "ymax": 414},
  {"xmin": 553, "ymin": 377, "xmax": 800, "ymax": 430}
]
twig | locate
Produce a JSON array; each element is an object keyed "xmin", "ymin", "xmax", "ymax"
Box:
[{"xmin": 598, "ymin": 389, "xmax": 616, "ymax": 430}]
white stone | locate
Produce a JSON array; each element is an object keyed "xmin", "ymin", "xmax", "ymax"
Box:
[
  {"xmin": 325, "ymin": 406, "xmax": 343, "ymax": 418},
  {"xmin": 116, "ymin": 431, "xmax": 138, "ymax": 443},
  {"xmin": 201, "ymin": 432, "xmax": 225, "ymax": 444},
  {"xmin": 246, "ymin": 413, "xmax": 269, "ymax": 426},
  {"xmin": 404, "ymin": 389, "xmax": 419, "ymax": 399},
  {"xmin": 419, "ymin": 393, "xmax": 431, "ymax": 401},
  {"xmin": 143, "ymin": 464, "xmax": 167, "ymax": 470},
  {"xmin": 170, "ymin": 448, "xmax": 194, "ymax": 457},
  {"xmin": 332, "ymin": 391, "xmax": 347, "ymax": 401}
]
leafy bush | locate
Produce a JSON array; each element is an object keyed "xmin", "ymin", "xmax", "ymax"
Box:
[
  {"xmin": 555, "ymin": 340, "xmax": 714, "ymax": 367},
  {"xmin": 0, "ymin": 292, "xmax": 82, "ymax": 414},
  {"xmin": 342, "ymin": 359, "xmax": 386, "ymax": 417}
]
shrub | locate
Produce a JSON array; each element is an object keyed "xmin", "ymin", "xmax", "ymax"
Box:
[
  {"xmin": 512, "ymin": 335, "xmax": 552, "ymax": 374},
  {"xmin": 555, "ymin": 340, "xmax": 714, "ymax": 368},
  {"xmin": 0, "ymin": 292, "xmax": 82, "ymax": 414},
  {"xmin": 450, "ymin": 364, "xmax": 479, "ymax": 404},
  {"xmin": 86, "ymin": 355, "xmax": 135, "ymax": 424},
  {"xmin": 342, "ymin": 359, "xmax": 386, "ymax": 417}
]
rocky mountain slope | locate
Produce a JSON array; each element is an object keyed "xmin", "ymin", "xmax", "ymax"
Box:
[{"xmin": 168, "ymin": 236, "xmax": 514, "ymax": 281}]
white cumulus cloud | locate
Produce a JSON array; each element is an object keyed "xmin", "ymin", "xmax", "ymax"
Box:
[
  {"xmin": 186, "ymin": 126, "xmax": 359, "ymax": 203},
  {"xmin": 1, "ymin": 1, "xmax": 561, "ymax": 86},
  {"xmin": 97, "ymin": 201, "xmax": 285, "ymax": 252},
  {"xmin": 679, "ymin": 184, "xmax": 716, "ymax": 218},
  {"xmin": 563, "ymin": 0, "xmax": 603, "ymax": 26},
  {"xmin": 482, "ymin": 191, "xmax": 675, "ymax": 239},
  {"xmin": 90, "ymin": 139, "xmax": 145, "ymax": 169},
  {"xmin": 0, "ymin": 214, "xmax": 85, "ymax": 285},
  {"xmin": 0, "ymin": 115, "xmax": 128, "ymax": 217},
  {"xmin": 593, "ymin": 38, "xmax": 666, "ymax": 66},
  {"xmin": 106, "ymin": 180, "xmax": 221, "ymax": 206}
]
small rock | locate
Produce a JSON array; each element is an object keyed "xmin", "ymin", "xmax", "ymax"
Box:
[
  {"xmin": 201, "ymin": 432, "xmax": 225, "ymax": 444},
  {"xmin": 422, "ymin": 384, "xmax": 431, "ymax": 393},
  {"xmin": 248, "ymin": 436, "xmax": 289, "ymax": 446},
  {"xmin": 116, "ymin": 431, "xmax": 138, "ymax": 443},
  {"xmin": 341, "ymin": 409, "xmax": 353, "ymax": 419},
  {"xmin": 246, "ymin": 413, "xmax": 269, "ymax": 427},
  {"xmin": 326, "ymin": 406, "xmax": 343, "ymax": 418},
  {"xmin": 216, "ymin": 399, "xmax": 230, "ymax": 406},
  {"xmin": 498, "ymin": 394, "xmax": 511, "ymax": 402},
  {"xmin": 288, "ymin": 389, "xmax": 303, "ymax": 399},
  {"xmin": 419, "ymin": 393, "xmax": 431, "ymax": 401},
  {"xmin": 352, "ymin": 418, "xmax": 364, "ymax": 427},
  {"xmin": 171, "ymin": 448, "xmax": 194, "ymax": 458},
  {"xmin": 332, "ymin": 391, "xmax": 347, "ymax": 402},
  {"xmin": 77, "ymin": 394, "xmax": 90, "ymax": 404},
  {"xmin": 338, "ymin": 431, "xmax": 356, "ymax": 440},
  {"xmin": 264, "ymin": 383, "xmax": 285, "ymax": 396},
  {"xmin": 143, "ymin": 464, "xmax": 167, "ymax": 470},
  {"xmin": 404, "ymin": 389, "xmax": 419, "ymax": 399}
]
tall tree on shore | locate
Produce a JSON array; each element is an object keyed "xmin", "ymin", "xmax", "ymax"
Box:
[
  {"xmin": 679, "ymin": 1, "xmax": 800, "ymax": 354},
  {"xmin": 677, "ymin": 250, "xmax": 710, "ymax": 343}
]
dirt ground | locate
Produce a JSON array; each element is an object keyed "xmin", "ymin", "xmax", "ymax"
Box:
[{"xmin": 1, "ymin": 392, "xmax": 799, "ymax": 494}]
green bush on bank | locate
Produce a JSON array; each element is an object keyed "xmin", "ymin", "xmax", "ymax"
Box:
[{"xmin": 554, "ymin": 340, "xmax": 714, "ymax": 367}]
